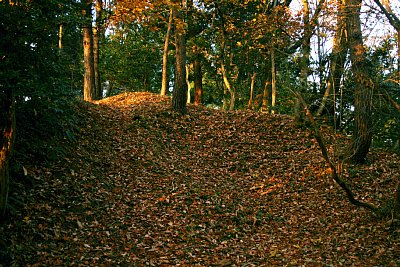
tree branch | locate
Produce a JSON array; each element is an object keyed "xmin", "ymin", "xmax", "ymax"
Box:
[
  {"xmin": 286, "ymin": 0, "xmax": 326, "ymax": 54},
  {"xmin": 373, "ymin": 0, "xmax": 400, "ymax": 31}
]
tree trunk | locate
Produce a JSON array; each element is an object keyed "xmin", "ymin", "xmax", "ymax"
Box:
[
  {"xmin": 295, "ymin": 90, "xmax": 381, "ymax": 215},
  {"xmin": 220, "ymin": 61, "xmax": 235, "ymax": 111},
  {"xmin": 0, "ymin": 88, "xmax": 15, "ymax": 218},
  {"xmin": 317, "ymin": 0, "xmax": 347, "ymax": 116},
  {"xmin": 295, "ymin": 0, "xmax": 311, "ymax": 123},
  {"xmin": 186, "ymin": 64, "xmax": 191, "ymax": 104},
  {"xmin": 83, "ymin": 1, "xmax": 95, "ymax": 102},
  {"xmin": 93, "ymin": 0, "xmax": 103, "ymax": 100},
  {"xmin": 271, "ymin": 48, "xmax": 277, "ymax": 114},
  {"xmin": 58, "ymin": 23, "xmax": 63, "ymax": 49},
  {"xmin": 261, "ymin": 80, "xmax": 270, "ymax": 112},
  {"xmin": 172, "ymin": 4, "xmax": 187, "ymax": 113},
  {"xmin": 247, "ymin": 72, "xmax": 256, "ymax": 109},
  {"xmin": 345, "ymin": 0, "xmax": 374, "ymax": 163},
  {"xmin": 161, "ymin": 9, "xmax": 173, "ymax": 96},
  {"xmin": 193, "ymin": 54, "xmax": 203, "ymax": 105}
]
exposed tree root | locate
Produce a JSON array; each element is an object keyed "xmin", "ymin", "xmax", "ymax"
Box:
[{"xmin": 294, "ymin": 91, "xmax": 383, "ymax": 216}]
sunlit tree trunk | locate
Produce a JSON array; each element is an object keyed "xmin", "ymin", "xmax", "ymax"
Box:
[
  {"xmin": 193, "ymin": 54, "xmax": 203, "ymax": 105},
  {"xmin": 172, "ymin": 3, "xmax": 187, "ymax": 113},
  {"xmin": 218, "ymin": 31, "xmax": 235, "ymax": 110},
  {"xmin": 220, "ymin": 61, "xmax": 235, "ymax": 111},
  {"xmin": 58, "ymin": 23, "xmax": 63, "ymax": 49},
  {"xmin": 345, "ymin": 0, "xmax": 374, "ymax": 163},
  {"xmin": 0, "ymin": 88, "xmax": 15, "ymax": 218},
  {"xmin": 186, "ymin": 64, "xmax": 191, "ymax": 104},
  {"xmin": 271, "ymin": 48, "xmax": 277, "ymax": 114},
  {"xmin": 83, "ymin": 1, "xmax": 95, "ymax": 102},
  {"xmin": 247, "ymin": 72, "xmax": 257, "ymax": 109},
  {"xmin": 261, "ymin": 79, "xmax": 270, "ymax": 112},
  {"xmin": 161, "ymin": 9, "xmax": 173, "ymax": 96}
]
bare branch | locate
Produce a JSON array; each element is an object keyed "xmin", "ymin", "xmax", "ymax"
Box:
[{"xmin": 373, "ymin": 0, "xmax": 400, "ymax": 30}]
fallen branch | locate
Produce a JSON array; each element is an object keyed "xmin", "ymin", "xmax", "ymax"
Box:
[{"xmin": 293, "ymin": 91, "xmax": 382, "ymax": 215}]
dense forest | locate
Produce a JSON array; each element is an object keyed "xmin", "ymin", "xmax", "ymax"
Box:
[{"xmin": 0, "ymin": 0, "xmax": 399, "ymax": 265}]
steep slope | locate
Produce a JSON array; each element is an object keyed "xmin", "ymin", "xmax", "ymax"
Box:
[{"xmin": 1, "ymin": 92, "xmax": 399, "ymax": 266}]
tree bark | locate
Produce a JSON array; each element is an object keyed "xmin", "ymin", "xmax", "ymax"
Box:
[
  {"xmin": 172, "ymin": 3, "xmax": 187, "ymax": 113},
  {"xmin": 186, "ymin": 64, "xmax": 191, "ymax": 104},
  {"xmin": 220, "ymin": 60, "xmax": 235, "ymax": 111},
  {"xmin": 83, "ymin": 1, "xmax": 95, "ymax": 102},
  {"xmin": 295, "ymin": 0, "xmax": 311, "ymax": 123},
  {"xmin": 93, "ymin": 0, "xmax": 103, "ymax": 100},
  {"xmin": 193, "ymin": 54, "xmax": 203, "ymax": 105},
  {"xmin": 0, "ymin": 88, "xmax": 15, "ymax": 218},
  {"xmin": 271, "ymin": 48, "xmax": 277, "ymax": 114},
  {"xmin": 161, "ymin": 9, "xmax": 173, "ymax": 96},
  {"xmin": 345, "ymin": 0, "xmax": 374, "ymax": 163},
  {"xmin": 261, "ymin": 80, "xmax": 270, "ymax": 112},
  {"xmin": 58, "ymin": 23, "xmax": 63, "ymax": 49},
  {"xmin": 247, "ymin": 72, "xmax": 257, "ymax": 109}
]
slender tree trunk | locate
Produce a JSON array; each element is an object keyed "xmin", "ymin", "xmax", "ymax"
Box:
[
  {"xmin": 248, "ymin": 72, "xmax": 257, "ymax": 109},
  {"xmin": 0, "ymin": 88, "xmax": 15, "ymax": 218},
  {"xmin": 295, "ymin": 0, "xmax": 311, "ymax": 123},
  {"xmin": 161, "ymin": 9, "xmax": 173, "ymax": 96},
  {"xmin": 271, "ymin": 48, "xmax": 277, "ymax": 114},
  {"xmin": 220, "ymin": 61, "xmax": 235, "ymax": 111},
  {"xmin": 193, "ymin": 54, "xmax": 203, "ymax": 105},
  {"xmin": 172, "ymin": 4, "xmax": 187, "ymax": 113},
  {"xmin": 346, "ymin": 0, "xmax": 374, "ymax": 163},
  {"xmin": 261, "ymin": 80, "xmax": 270, "ymax": 112},
  {"xmin": 398, "ymin": 29, "xmax": 399, "ymax": 84},
  {"xmin": 58, "ymin": 23, "xmax": 63, "ymax": 49},
  {"xmin": 93, "ymin": 0, "xmax": 103, "ymax": 100},
  {"xmin": 83, "ymin": 1, "xmax": 95, "ymax": 102},
  {"xmin": 186, "ymin": 64, "xmax": 191, "ymax": 104}
]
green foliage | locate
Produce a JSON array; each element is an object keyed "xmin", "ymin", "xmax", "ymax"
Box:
[
  {"xmin": 102, "ymin": 24, "xmax": 165, "ymax": 96},
  {"xmin": 0, "ymin": 0, "xmax": 84, "ymax": 152}
]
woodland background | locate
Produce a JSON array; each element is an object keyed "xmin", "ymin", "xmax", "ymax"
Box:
[{"xmin": 0, "ymin": 0, "xmax": 400, "ymax": 265}]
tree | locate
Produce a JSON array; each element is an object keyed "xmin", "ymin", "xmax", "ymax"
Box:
[
  {"xmin": 172, "ymin": 1, "xmax": 188, "ymax": 113},
  {"xmin": 161, "ymin": 9, "xmax": 173, "ymax": 96},
  {"xmin": 0, "ymin": 0, "xmax": 83, "ymax": 217},
  {"xmin": 345, "ymin": 0, "xmax": 374, "ymax": 163},
  {"xmin": 0, "ymin": 89, "xmax": 15, "ymax": 218},
  {"xmin": 83, "ymin": 0, "xmax": 96, "ymax": 102},
  {"xmin": 93, "ymin": 0, "xmax": 104, "ymax": 100},
  {"xmin": 193, "ymin": 53, "xmax": 203, "ymax": 105},
  {"xmin": 316, "ymin": 0, "xmax": 347, "ymax": 117}
]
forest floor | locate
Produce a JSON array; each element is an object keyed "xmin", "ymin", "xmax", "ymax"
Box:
[{"xmin": 1, "ymin": 92, "xmax": 399, "ymax": 266}]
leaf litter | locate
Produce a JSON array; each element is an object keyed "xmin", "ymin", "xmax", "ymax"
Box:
[{"xmin": 1, "ymin": 92, "xmax": 399, "ymax": 266}]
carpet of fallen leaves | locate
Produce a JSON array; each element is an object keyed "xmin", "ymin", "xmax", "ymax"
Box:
[{"xmin": 1, "ymin": 92, "xmax": 399, "ymax": 266}]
